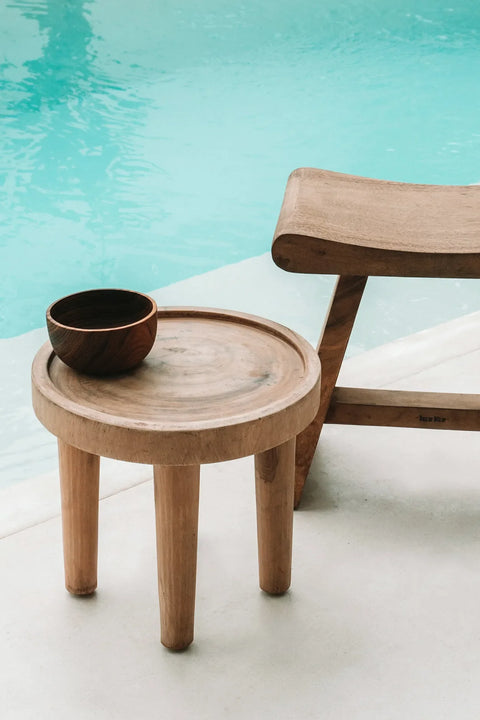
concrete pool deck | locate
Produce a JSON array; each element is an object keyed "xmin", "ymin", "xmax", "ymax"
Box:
[{"xmin": 1, "ymin": 255, "xmax": 480, "ymax": 718}]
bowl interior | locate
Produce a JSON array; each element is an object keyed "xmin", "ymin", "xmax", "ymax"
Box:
[{"xmin": 49, "ymin": 289, "xmax": 155, "ymax": 330}]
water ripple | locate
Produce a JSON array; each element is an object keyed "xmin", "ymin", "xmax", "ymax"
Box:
[{"xmin": 1, "ymin": 0, "xmax": 480, "ymax": 336}]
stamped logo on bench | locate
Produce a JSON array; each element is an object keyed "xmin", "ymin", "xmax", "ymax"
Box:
[{"xmin": 418, "ymin": 415, "xmax": 447, "ymax": 423}]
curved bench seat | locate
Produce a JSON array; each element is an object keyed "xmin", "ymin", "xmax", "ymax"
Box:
[{"xmin": 272, "ymin": 168, "xmax": 480, "ymax": 278}]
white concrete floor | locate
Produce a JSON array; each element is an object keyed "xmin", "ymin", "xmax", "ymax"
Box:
[{"xmin": 1, "ymin": 258, "xmax": 480, "ymax": 718}]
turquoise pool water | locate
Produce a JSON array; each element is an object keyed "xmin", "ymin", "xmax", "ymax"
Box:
[{"xmin": 1, "ymin": 0, "xmax": 480, "ymax": 338}]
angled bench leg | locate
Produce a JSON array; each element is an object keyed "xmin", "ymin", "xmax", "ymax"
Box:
[{"xmin": 294, "ymin": 275, "xmax": 368, "ymax": 507}]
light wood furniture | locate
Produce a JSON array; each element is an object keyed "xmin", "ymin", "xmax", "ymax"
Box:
[
  {"xmin": 32, "ymin": 307, "xmax": 321, "ymax": 649},
  {"xmin": 272, "ymin": 167, "xmax": 480, "ymax": 507}
]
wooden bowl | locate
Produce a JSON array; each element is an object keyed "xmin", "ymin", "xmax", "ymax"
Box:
[{"xmin": 46, "ymin": 289, "xmax": 158, "ymax": 375}]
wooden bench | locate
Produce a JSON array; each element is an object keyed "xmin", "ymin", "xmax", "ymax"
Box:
[{"xmin": 272, "ymin": 168, "xmax": 480, "ymax": 507}]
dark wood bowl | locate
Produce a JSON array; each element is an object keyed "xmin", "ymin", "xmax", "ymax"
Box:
[{"xmin": 46, "ymin": 289, "xmax": 158, "ymax": 375}]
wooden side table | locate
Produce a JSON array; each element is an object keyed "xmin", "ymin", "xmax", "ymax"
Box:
[{"xmin": 32, "ymin": 307, "xmax": 321, "ymax": 649}]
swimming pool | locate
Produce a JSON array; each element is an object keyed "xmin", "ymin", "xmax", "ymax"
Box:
[{"xmin": 1, "ymin": 0, "xmax": 480, "ymax": 338}]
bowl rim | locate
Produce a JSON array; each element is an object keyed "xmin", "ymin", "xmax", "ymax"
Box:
[{"xmin": 46, "ymin": 288, "xmax": 158, "ymax": 333}]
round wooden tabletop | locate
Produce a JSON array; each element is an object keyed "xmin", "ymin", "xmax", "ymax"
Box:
[{"xmin": 32, "ymin": 307, "xmax": 321, "ymax": 465}]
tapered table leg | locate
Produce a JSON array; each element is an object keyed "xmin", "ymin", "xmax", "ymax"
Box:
[
  {"xmin": 153, "ymin": 464, "xmax": 200, "ymax": 650},
  {"xmin": 255, "ymin": 437, "xmax": 296, "ymax": 594},
  {"xmin": 58, "ymin": 440, "xmax": 100, "ymax": 595}
]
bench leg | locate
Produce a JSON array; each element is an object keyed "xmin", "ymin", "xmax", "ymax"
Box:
[
  {"xmin": 295, "ymin": 274, "xmax": 368, "ymax": 507},
  {"xmin": 255, "ymin": 437, "xmax": 296, "ymax": 594},
  {"xmin": 58, "ymin": 440, "xmax": 100, "ymax": 595},
  {"xmin": 153, "ymin": 464, "xmax": 200, "ymax": 650}
]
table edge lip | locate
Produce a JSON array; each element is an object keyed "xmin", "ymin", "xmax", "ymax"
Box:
[{"xmin": 32, "ymin": 306, "xmax": 321, "ymax": 435}]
